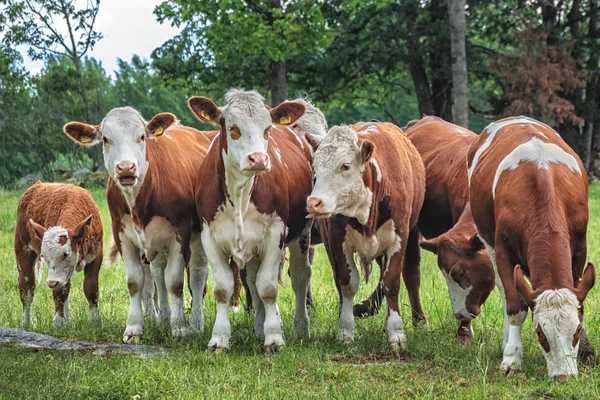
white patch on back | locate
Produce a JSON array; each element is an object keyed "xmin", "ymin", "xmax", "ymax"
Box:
[
  {"xmin": 370, "ymin": 159, "xmax": 382, "ymax": 183},
  {"xmin": 492, "ymin": 137, "xmax": 581, "ymax": 198},
  {"xmin": 468, "ymin": 116, "xmax": 552, "ymax": 179}
]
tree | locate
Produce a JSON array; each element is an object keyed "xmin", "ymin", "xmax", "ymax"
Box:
[
  {"xmin": 448, "ymin": 0, "xmax": 469, "ymax": 126},
  {"xmin": 155, "ymin": 0, "xmax": 331, "ymax": 106}
]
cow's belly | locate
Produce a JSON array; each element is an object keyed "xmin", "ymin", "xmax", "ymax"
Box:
[
  {"xmin": 209, "ymin": 202, "xmax": 284, "ymax": 266},
  {"xmin": 343, "ymin": 219, "xmax": 401, "ymax": 263},
  {"xmin": 121, "ymin": 215, "xmax": 177, "ymax": 260}
]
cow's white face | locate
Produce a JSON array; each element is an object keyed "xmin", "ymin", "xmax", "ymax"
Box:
[
  {"xmin": 290, "ymin": 99, "xmax": 328, "ymax": 140},
  {"xmin": 533, "ymin": 289, "xmax": 581, "ymax": 378},
  {"xmin": 63, "ymin": 108, "xmax": 177, "ymax": 191},
  {"xmin": 307, "ymin": 126, "xmax": 374, "ymax": 224},
  {"xmin": 187, "ymin": 89, "xmax": 306, "ymax": 174},
  {"xmin": 29, "ymin": 216, "xmax": 92, "ymax": 289}
]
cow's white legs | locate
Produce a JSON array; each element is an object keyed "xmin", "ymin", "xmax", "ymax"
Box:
[
  {"xmin": 165, "ymin": 240, "xmax": 190, "ymax": 337},
  {"xmin": 245, "ymin": 261, "xmax": 265, "ymax": 338},
  {"xmin": 141, "ymin": 261, "xmax": 156, "ymax": 319},
  {"xmin": 189, "ymin": 234, "xmax": 208, "ymax": 332},
  {"xmin": 203, "ymin": 228, "xmax": 234, "ymax": 350},
  {"xmin": 150, "ymin": 253, "xmax": 169, "ymax": 324},
  {"xmin": 21, "ymin": 291, "xmax": 33, "ymax": 327},
  {"xmin": 121, "ymin": 239, "xmax": 145, "ymax": 343},
  {"xmin": 339, "ymin": 253, "xmax": 360, "ymax": 343},
  {"xmin": 256, "ymin": 223, "xmax": 286, "ymax": 352},
  {"xmin": 288, "ymin": 238, "xmax": 311, "ymax": 338}
]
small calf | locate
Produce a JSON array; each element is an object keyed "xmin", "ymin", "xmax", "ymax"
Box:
[{"xmin": 15, "ymin": 182, "xmax": 103, "ymax": 327}]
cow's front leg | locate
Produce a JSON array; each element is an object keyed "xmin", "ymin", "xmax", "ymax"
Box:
[
  {"xmin": 121, "ymin": 238, "xmax": 145, "ymax": 343},
  {"xmin": 338, "ymin": 250, "xmax": 360, "ymax": 343},
  {"xmin": 150, "ymin": 253, "xmax": 169, "ymax": 325},
  {"xmin": 203, "ymin": 229, "xmax": 234, "ymax": 351},
  {"xmin": 288, "ymin": 237, "xmax": 311, "ymax": 338},
  {"xmin": 189, "ymin": 234, "xmax": 208, "ymax": 332},
  {"xmin": 257, "ymin": 223, "xmax": 287, "ymax": 352},
  {"xmin": 165, "ymin": 240, "xmax": 190, "ymax": 337},
  {"xmin": 383, "ymin": 249, "xmax": 408, "ymax": 355}
]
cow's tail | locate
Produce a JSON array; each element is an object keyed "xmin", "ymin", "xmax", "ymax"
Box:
[{"xmin": 353, "ymin": 281, "xmax": 385, "ymax": 318}]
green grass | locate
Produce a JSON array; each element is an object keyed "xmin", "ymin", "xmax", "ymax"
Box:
[{"xmin": 1, "ymin": 187, "xmax": 600, "ymax": 399}]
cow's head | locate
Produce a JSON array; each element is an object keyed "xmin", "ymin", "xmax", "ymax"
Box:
[
  {"xmin": 29, "ymin": 216, "xmax": 93, "ymax": 289},
  {"xmin": 289, "ymin": 98, "xmax": 328, "ymax": 141},
  {"xmin": 64, "ymin": 107, "xmax": 177, "ymax": 189},
  {"xmin": 188, "ymin": 89, "xmax": 305, "ymax": 174},
  {"xmin": 307, "ymin": 126, "xmax": 374, "ymax": 224},
  {"xmin": 515, "ymin": 263, "xmax": 595, "ymax": 378},
  {"xmin": 421, "ymin": 233, "xmax": 495, "ymax": 326}
]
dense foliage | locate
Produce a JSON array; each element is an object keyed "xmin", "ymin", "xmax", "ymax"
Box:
[{"xmin": 0, "ymin": 0, "xmax": 599, "ymax": 186}]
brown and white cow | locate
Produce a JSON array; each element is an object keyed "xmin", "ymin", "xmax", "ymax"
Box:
[
  {"xmin": 468, "ymin": 116, "xmax": 595, "ymax": 378},
  {"xmin": 187, "ymin": 89, "xmax": 313, "ymax": 352},
  {"xmin": 353, "ymin": 117, "xmax": 495, "ymax": 343},
  {"xmin": 15, "ymin": 182, "xmax": 102, "ymax": 327},
  {"xmin": 306, "ymin": 122, "xmax": 425, "ymax": 353},
  {"xmin": 64, "ymin": 108, "xmax": 212, "ymax": 343}
]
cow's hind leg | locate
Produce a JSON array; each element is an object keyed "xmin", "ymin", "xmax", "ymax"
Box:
[
  {"xmin": 383, "ymin": 248, "xmax": 408, "ymax": 355},
  {"xmin": 403, "ymin": 228, "xmax": 426, "ymax": 326},
  {"xmin": 17, "ymin": 247, "xmax": 37, "ymax": 327},
  {"xmin": 288, "ymin": 236, "xmax": 311, "ymax": 338},
  {"xmin": 165, "ymin": 240, "xmax": 190, "ymax": 337},
  {"xmin": 245, "ymin": 261, "xmax": 265, "ymax": 338},
  {"xmin": 150, "ymin": 253, "xmax": 169, "ymax": 325},
  {"xmin": 189, "ymin": 234, "xmax": 208, "ymax": 332}
]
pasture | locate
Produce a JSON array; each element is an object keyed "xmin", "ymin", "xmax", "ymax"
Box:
[{"xmin": 0, "ymin": 186, "xmax": 599, "ymax": 400}]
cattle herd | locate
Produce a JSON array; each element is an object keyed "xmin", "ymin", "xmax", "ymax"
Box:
[{"xmin": 13, "ymin": 88, "xmax": 595, "ymax": 380}]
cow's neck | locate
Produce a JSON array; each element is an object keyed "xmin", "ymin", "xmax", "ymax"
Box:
[{"xmin": 222, "ymin": 149, "xmax": 256, "ymax": 247}]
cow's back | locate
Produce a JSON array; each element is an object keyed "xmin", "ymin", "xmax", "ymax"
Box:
[{"xmin": 405, "ymin": 116, "xmax": 477, "ymax": 237}]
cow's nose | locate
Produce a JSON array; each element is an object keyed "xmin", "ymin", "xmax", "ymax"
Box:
[
  {"xmin": 116, "ymin": 161, "xmax": 136, "ymax": 175},
  {"xmin": 307, "ymin": 196, "xmax": 323, "ymax": 213},
  {"xmin": 47, "ymin": 280, "xmax": 59, "ymax": 289},
  {"xmin": 247, "ymin": 152, "xmax": 269, "ymax": 171},
  {"xmin": 554, "ymin": 375, "xmax": 571, "ymax": 382}
]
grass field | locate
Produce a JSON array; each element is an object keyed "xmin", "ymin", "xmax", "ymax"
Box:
[{"xmin": 1, "ymin": 187, "xmax": 600, "ymax": 399}]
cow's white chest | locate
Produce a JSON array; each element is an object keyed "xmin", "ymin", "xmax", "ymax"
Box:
[
  {"xmin": 121, "ymin": 215, "xmax": 176, "ymax": 258},
  {"xmin": 342, "ymin": 219, "xmax": 401, "ymax": 263},
  {"xmin": 209, "ymin": 201, "xmax": 284, "ymax": 267},
  {"xmin": 441, "ymin": 270, "xmax": 472, "ymax": 319}
]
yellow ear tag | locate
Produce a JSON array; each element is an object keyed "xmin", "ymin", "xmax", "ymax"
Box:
[
  {"xmin": 80, "ymin": 136, "xmax": 92, "ymax": 143},
  {"xmin": 279, "ymin": 115, "xmax": 291, "ymax": 125},
  {"xmin": 200, "ymin": 110, "xmax": 211, "ymax": 121},
  {"xmin": 154, "ymin": 126, "xmax": 164, "ymax": 137}
]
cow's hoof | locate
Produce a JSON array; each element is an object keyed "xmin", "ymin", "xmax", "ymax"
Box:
[
  {"xmin": 500, "ymin": 358, "xmax": 522, "ymax": 376},
  {"xmin": 264, "ymin": 334, "xmax": 284, "ymax": 353},
  {"xmin": 338, "ymin": 329, "xmax": 354, "ymax": 344},
  {"xmin": 53, "ymin": 314, "xmax": 67, "ymax": 328},
  {"xmin": 123, "ymin": 324, "xmax": 143, "ymax": 344},
  {"xmin": 208, "ymin": 335, "xmax": 230, "ymax": 351},
  {"xmin": 123, "ymin": 334, "xmax": 142, "ymax": 344},
  {"xmin": 458, "ymin": 333, "xmax": 473, "ymax": 345},
  {"xmin": 264, "ymin": 343, "xmax": 282, "ymax": 353},
  {"xmin": 171, "ymin": 325, "xmax": 193, "ymax": 337},
  {"xmin": 389, "ymin": 336, "xmax": 407, "ymax": 357},
  {"xmin": 294, "ymin": 318, "xmax": 310, "ymax": 339},
  {"xmin": 189, "ymin": 313, "xmax": 204, "ymax": 332},
  {"xmin": 412, "ymin": 314, "xmax": 427, "ymax": 328}
]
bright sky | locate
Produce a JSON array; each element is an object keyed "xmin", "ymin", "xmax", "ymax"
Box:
[{"xmin": 24, "ymin": 0, "xmax": 180, "ymax": 76}]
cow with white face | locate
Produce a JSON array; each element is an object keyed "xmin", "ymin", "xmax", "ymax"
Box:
[
  {"xmin": 468, "ymin": 116, "xmax": 595, "ymax": 378},
  {"xmin": 289, "ymin": 98, "xmax": 328, "ymax": 141},
  {"xmin": 64, "ymin": 107, "xmax": 213, "ymax": 343},
  {"xmin": 188, "ymin": 89, "xmax": 314, "ymax": 352},
  {"xmin": 307, "ymin": 122, "xmax": 425, "ymax": 353}
]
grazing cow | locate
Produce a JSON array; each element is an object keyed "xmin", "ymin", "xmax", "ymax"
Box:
[
  {"xmin": 15, "ymin": 182, "xmax": 102, "ymax": 327},
  {"xmin": 468, "ymin": 116, "xmax": 595, "ymax": 378},
  {"xmin": 306, "ymin": 122, "xmax": 425, "ymax": 353},
  {"xmin": 187, "ymin": 89, "xmax": 313, "ymax": 352},
  {"xmin": 354, "ymin": 117, "xmax": 495, "ymax": 343},
  {"xmin": 64, "ymin": 108, "xmax": 211, "ymax": 343}
]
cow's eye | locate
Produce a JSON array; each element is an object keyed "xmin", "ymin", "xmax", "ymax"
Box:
[
  {"xmin": 102, "ymin": 137, "xmax": 110, "ymax": 145},
  {"xmin": 264, "ymin": 126, "xmax": 271, "ymax": 140},
  {"xmin": 340, "ymin": 163, "xmax": 351, "ymax": 172},
  {"xmin": 230, "ymin": 126, "xmax": 241, "ymax": 140},
  {"xmin": 292, "ymin": 123, "xmax": 299, "ymax": 129},
  {"xmin": 63, "ymin": 252, "xmax": 69, "ymax": 260},
  {"xmin": 138, "ymin": 135, "xmax": 145, "ymax": 143}
]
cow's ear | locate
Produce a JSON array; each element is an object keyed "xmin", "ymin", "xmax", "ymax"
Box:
[
  {"xmin": 28, "ymin": 219, "xmax": 47, "ymax": 240},
  {"xmin": 147, "ymin": 112, "xmax": 177, "ymax": 137},
  {"xmin": 305, "ymin": 133, "xmax": 321, "ymax": 151},
  {"xmin": 69, "ymin": 215, "xmax": 93, "ymax": 241},
  {"xmin": 575, "ymin": 262, "xmax": 596, "ymax": 303},
  {"xmin": 514, "ymin": 265, "xmax": 537, "ymax": 309},
  {"xmin": 420, "ymin": 236, "xmax": 441, "ymax": 254},
  {"xmin": 360, "ymin": 140, "xmax": 375, "ymax": 163},
  {"xmin": 188, "ymin": 96, "xmax": 222, "ymax": 127},
  {"xmin": 270, "ymin": 101, "xmax": 305, "ymax": 125},
  {"xmin": 63, "ymin": 122, "xmax": 100, "ymax": 147}
]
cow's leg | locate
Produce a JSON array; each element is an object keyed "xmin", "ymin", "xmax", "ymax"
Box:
[
  {"xmin": 256, "ymin": 224, "xmax": 286, "ymax": 352},
  {"xmin": 121, "ymin": 238, "xmax": 146, "ymax": 343},
  {"xmin": 383, "ymin": 247, "xmax": 408, "ymax": 355},
  {"xmin": 339, "ymin": 250, "xmax": 360, "ymax": 343},
  {"xmin": 52, "ymin": 281, "xmax": 71, "ymax": 327},
  {"xmin": 572, "ymin": 240, "xmax": 595, "ymax": 364},
  {"xmin": 402, "ymin": 228, "xmax": 426, "ymax": 326},
  {"xmin": 245, "ymin": 261, "xmax": 265, "ymax": 338},
  {"xmin": 288, "ymin": 236, "xmax": 311, "ymax": 338},
  {"xmin": 150, "ymin": 253, "xmax": 169, "ymax": 324},
  {"xmin": 141, "ymin": 258, "xmax": 157, "ymax": 319},
  {"xmin": 17, "ymin": 247, "xmax": 37, "ymax": 327},
  {"xmin": 203, "ymin": 229, "xmax": 234, "ymax": 350},
  {"xmin": 83, "ymin": 256, "xmax": 102, "ymax": 323},
  {"xmin": 492, "ymin": 242, "xmax": 527, "ymax": 374},
  {"xmin": 240, "ymin": 269, "xmax": 254, "ymax": 311},
  {"xmin": 189, "ymin": 234, "xmax": 208, "ymax": 332},
  {"xmin": 165, "ymin": 240, "xmax": 190, "ymax": 337}
]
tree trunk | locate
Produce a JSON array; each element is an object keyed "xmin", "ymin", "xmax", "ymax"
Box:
[
  {"xmin": 269, "ymin": 60, "xmax": 288, "ymax": 106},
  {"xmin": 447, "ymin": 0, "xmax": 469, "ymax": 127},
  {"xmin": 429, "ymin": 0, "xmax": 453, "ymax": 120},
  {"xmin": 586, "ymin": 0, "xmax": 600, "ymax": 173},
  {"xmin": 407, "ymin": 36, "xmax": 435, "ymax": 116}
]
